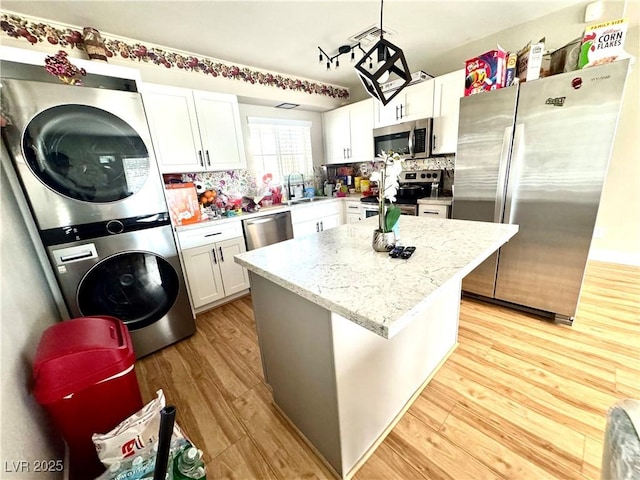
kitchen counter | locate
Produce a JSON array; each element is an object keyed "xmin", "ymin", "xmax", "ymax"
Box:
[
  {"xmin": 233, "ymin": 216, "xmax": 517, "ymax": 478},
  {"xmin": 417, "ymin": 195, "xmax": 453, "ymax": 206},
  {"xmin": 235, "ymin": 215, "xmax": 515, "ymax": 338},
  {"xmin": 174, "ymin": 195, "xmax": 351, "ymax": 232}
]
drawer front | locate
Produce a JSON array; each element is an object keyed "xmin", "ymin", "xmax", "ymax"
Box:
[
  {"xmin": 418, "ymin": 204, "xmax": 449, "ymax": 218},
  {"xmin": 291, "ymin": 201, "xmax": 341, "ymax": 223},
  {"xmin": 177, "ymin": 220, "xmax": 243, "ymax": 249}
]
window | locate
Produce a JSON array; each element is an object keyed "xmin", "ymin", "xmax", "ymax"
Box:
[{"xmin": 247, "ymin": 117, "xmax": 313, "ymax": 183}]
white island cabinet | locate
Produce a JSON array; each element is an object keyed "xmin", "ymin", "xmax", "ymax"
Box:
[
  {"xmin": 141, "ymin": 83, "xmax": 246, "ymax": 173},
  {"xmin": 235, "ymin": 216, "xmax": 518, "ymax": 478}
]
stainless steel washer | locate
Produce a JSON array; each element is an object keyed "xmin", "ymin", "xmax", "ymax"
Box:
[{"xmin": 46, "ymin": 218, "xmax": 194, "ymax": 358}]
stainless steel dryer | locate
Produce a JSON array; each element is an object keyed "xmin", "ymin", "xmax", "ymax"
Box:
[{"xmin": 1, "ymin": 78, "xmax": 195, "ymax": 357}]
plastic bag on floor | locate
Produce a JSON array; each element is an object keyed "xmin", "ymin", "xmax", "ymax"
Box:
[{"xmin": 93, "ymin": 389, "xmax": 193, "ymax": 479}]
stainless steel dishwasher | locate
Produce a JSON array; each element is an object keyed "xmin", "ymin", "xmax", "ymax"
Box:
[{"xmin": 242, "ymin": 211, "xmax": 294, "ymax": 250}]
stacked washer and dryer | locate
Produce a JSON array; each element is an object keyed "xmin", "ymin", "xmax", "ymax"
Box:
[{"xmin": 1, "ymin": 77, "xmax": 195, "ymax": 358}]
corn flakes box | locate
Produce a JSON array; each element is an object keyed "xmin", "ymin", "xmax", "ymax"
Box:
[
  {"xmin": 464, "ymin": 47, "xmax": 507, "ymax": 96},
  {"xmin": 578, "ymin": 18, "xmax": 628, "ymax": 68}
]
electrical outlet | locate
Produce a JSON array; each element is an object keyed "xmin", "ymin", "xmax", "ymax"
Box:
[{"xmin": 584, "ymin": 1, "xmax": 603, "ymax": 23}]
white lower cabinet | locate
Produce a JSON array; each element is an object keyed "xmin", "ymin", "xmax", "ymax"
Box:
[
  {"xmin": 344, "ymin": 201, "xmax": 362, "ymax": 223},
  {"xmin": 292, "ymin": 201, "xmax": 343, "ymax": 238},
  {"xmin": 418, "ymin": 204, "xmax": 450, "ymax": 218},
  {"xmin": 178, "ymin": 221, "xmax": 249, "ymax": 311}
]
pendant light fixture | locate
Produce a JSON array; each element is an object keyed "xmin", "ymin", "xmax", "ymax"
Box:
[{"xmin": 354, "ymin": 0, "xmax": 411, "ymax": 105}]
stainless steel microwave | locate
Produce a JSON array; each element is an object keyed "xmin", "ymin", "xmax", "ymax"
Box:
[{"xmin": 373, "ymin": 118, "xmax": 433, "ymax": 160}]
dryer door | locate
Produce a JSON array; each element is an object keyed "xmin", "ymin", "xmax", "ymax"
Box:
[
  {"xmin": 77, "ymin": 251, "xmax": 180, "ymax": 331},
  {"xmin": 23, "ymin": 105, "xmax": 150, "ymax": 203}
]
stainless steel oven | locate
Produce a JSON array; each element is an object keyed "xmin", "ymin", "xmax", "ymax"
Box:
[{"xmin": 361, "ymin": 202, "xmax": 417, "ymax": 218}]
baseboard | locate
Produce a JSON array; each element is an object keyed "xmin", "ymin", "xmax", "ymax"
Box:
[{"xmin": 588, "ymin": 249, "xmax": 640, "ymax": 267}]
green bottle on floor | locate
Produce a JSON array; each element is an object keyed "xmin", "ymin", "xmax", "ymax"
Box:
[{"xmin": 172, "ymin": 445, "xmax": 206, "ymax": 479}]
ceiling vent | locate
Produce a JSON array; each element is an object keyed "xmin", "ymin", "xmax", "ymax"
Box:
[{"xmin": 349, "ymin": 24, "xmax": 396, "ymax": 47}]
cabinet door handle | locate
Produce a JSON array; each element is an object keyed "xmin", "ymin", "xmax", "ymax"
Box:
[
  {"xmin": 422, "ymin": 210, "xmax": 439, "ymax": 215},
  {"xmin": 347, "ymin": 148, "xmax": 351, "ymax": 158},
  {"xmin": 433, "ymin": 135, "xmax": 437, "ymax": 149},
  {"xmin": 400, "ymin": 104, "xmax": 404, "ymax": 119},
  {"xmin": 316, "ymin": 222, "xmax": 319, "ymax": 233},
  {"xmin": 204, "ymin": 232, "xmax": 222, "ymax": 237},
  {"xmin": 212, "ymin": 248, "xmax": 217, "ymax": 264},
  {"xmin": 395, "ymin": 105, "xmax": 399, "ymax": 120},
  {"xmin": 320, "ymin": 221, "xmax": 324, "ymax": 231},
  {"xmin": 219, "ymin": 246, "xmax": 224, "ymax": 262},
  {"xmin": 206, "ymin": 150, "xmax": 211, "ymax": 167},
  {"xmin": 198, "ymin": 150, "xmax": 204, "ymax": 167}
]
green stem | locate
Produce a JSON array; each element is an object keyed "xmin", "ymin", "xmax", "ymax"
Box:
[{"xmin": 378, "ymin": 163, "xmax": 385, "ymax": 232}]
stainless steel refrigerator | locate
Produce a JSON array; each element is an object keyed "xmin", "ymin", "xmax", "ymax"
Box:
[{"xmin": 452, "ymin": 59, "xmax": 629, "ymax": 323}]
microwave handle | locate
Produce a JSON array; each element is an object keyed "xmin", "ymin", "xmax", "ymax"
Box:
[{"xmin": 408, "ymin": 125, "xmax": 415, "ymax": 158}]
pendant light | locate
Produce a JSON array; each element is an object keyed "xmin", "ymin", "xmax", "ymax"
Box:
[{"xmin": 354, "ymin": 0, "xmax": 411, "ymax": 105}]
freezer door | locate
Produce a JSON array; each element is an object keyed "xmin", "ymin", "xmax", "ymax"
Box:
[
  {"xmin": 453, "ymin": 87, "xmax": 518, "ymax": 297},
  {"xmin": 494, "ymin": 60, "xmax": 629, "ymax": 318}
]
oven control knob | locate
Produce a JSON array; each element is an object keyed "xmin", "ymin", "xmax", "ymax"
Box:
[
  {"xmin": 106, "ymin": 220, "xmax": 124, "ymax": 235},
  {"xmin": 421, "ymin": 173, "xmax": 427, "ymax": 179}
]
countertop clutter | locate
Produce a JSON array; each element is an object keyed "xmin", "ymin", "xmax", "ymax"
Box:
[{"xmin": 235, "ymin": 215, "xmax": 517, "ymax": 338}]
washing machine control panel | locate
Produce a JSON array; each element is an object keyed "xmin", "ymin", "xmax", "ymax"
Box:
[{"xmin": 40, "ymin": 212, "xmax": 170, "ymax": 246}]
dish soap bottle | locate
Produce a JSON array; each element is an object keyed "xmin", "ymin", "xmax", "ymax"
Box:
[{"xmin": 173, "ymin": 445, "xmax": 206, "ymax": 479}]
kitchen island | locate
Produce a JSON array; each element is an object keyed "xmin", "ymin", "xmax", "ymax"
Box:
[{"xmin": 234, "ymin": 216, "xmax": 518, "ymax": 478}]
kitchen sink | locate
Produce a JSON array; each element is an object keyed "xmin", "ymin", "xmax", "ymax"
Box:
[{"xmin": 285, "ymin": 197, "xmax": 329, "ymax": 205}]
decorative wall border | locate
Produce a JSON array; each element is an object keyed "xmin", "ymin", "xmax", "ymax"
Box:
[{"xmin": 0, "ymin": 11, "xmax": 350, "ymax": 100}]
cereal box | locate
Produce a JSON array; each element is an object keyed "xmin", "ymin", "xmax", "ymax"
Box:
[
  {"xmin": 516, "ymin": 39, "xmax": 545, "ymax": 82},
  {"xmin": 165, "ymin": 183, "xmax": 201, "ymax": 225},
  {"xmin": 464, "ymin": 47, "xmax": 507, "ymax": 96},
  {"xmin": 578, "ymin": 18, "xmax": 628, "ymax": 68},
  {"xmin": 505, "ymin": 52, "xmax": 518, "ymax": 87}
]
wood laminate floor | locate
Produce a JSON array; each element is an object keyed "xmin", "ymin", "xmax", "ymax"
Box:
[{"xmin": 137, "ymin": 261, "xmax": 640, "ymax": 479}]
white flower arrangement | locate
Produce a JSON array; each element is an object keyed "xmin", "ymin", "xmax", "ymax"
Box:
[{"xmin": 370, "ymin": 151, "xmax": 403, "ymax": 233}]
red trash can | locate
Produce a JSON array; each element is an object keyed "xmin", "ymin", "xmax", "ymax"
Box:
[{"xmin": 33, "ymin": 316, "xmax": 143, "ymax": 480}]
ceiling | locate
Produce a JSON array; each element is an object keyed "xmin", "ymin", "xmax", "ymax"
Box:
[{"xmin": 3, "ymin": 0, "xmax": 587, "ymax": 99}]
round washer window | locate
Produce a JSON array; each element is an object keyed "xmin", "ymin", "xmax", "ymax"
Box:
[
  {"xmin": 23, "ymin": 105, "xmax": 150, "ymax": 203},
  {"xmin": 78, "ymin": 251, "xmax": 179, "ymax": 330}
]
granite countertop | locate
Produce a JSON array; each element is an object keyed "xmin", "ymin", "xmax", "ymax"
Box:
[
  {"xmin": 417, "ymin": 195, "xmax": 453, "ymax": 206},
  {"xmin": 235, "ymin": 216, "xmax": 518, "ymax": 339}
]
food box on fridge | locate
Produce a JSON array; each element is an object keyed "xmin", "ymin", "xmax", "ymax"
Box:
[
  {"xmin": 464, "ymin": 47, "xmax": 507, "ymax": 96},
  {"xmin": 550, "ymin": 38, "xmax": 581, "ymax": 75},
  {"xmin": 165, "ymin": 183, "xmax": 201, "ymax": 226},
  {"xmin": 505, "ymin": 52, "xmax": 518, "ymax": 87},
  {"xmin": 578, "ymin": 18, "xmax": 628, "ymax": 68},
  {"xmin": 516, "ymin": 39, "xmax": 545, "ymax": 82}
]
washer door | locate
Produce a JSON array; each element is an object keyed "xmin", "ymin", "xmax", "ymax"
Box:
[
  {"xmin": 77, "ymin": 251, "xmax": 179, "ymax": 330},
  {"xmin": 22, "ymin": 105, "xmax": 150, "ymax": 203}
]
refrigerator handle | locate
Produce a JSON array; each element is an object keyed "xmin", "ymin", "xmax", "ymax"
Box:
[
  {"xmin": 503, "ymin": 123, "xmax": 525, "ymax": 225},
  {"xmin": 494, "ymin": 126, "xmax": 514, "ymax": 223}
]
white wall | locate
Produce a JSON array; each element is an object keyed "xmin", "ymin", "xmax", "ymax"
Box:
[
  {"xmin": 428, "ymin": 0, "xmax": 640, "ymax": 265},
  {"xmin": 1, "ymin": 155, "xmax": 64, "ymax": 478}
]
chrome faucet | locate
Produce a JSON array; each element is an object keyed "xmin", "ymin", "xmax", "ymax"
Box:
[{"xmin": 287, "ymin": 171, "xmax": 304, "ymax": 199}]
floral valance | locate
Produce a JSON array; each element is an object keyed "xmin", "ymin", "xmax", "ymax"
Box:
[{"xmin": 0, "ymin": 11, "xmax": 350, "ymax": 100}]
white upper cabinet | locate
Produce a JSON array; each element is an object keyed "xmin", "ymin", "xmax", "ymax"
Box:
[
  {"xmin": 374, "ymin": 79, "xmax": 435, "ymax": 128},
  {"xmin": 323, "ymin": 98, "xmax": 374, "ymax": 164},
  {"xmin": 432, "ymin": 69, "xmax": 465, "ymax": 155},
  {"xmin": 142, "ymin": 84, "xmax": 246, "ymax": 173}
]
